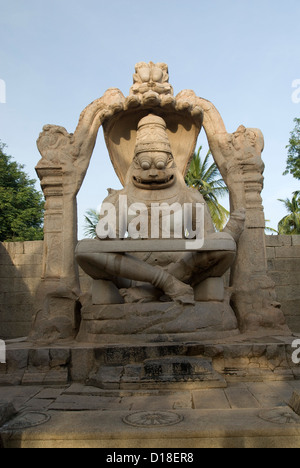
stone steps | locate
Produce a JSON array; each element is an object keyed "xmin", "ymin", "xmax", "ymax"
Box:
[{"xmin": 0, "ymin": 335, "xmax": 298, "ymax": 386}]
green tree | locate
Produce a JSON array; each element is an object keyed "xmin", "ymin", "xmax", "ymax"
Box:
[
  {"xmin": 0, "ymin": 141, "xmax": 44, "ymax": 242},
  {"xmin": 84, "ymin": 209, "xmax": 99, "ymax": 239},
  {"xmin": 284, "ymin": 118, "xmax": 300, "ymax": 180},
  {"xmin": 277, "ymin": 192, "xmax": 300, "ymax": 235},
  {"xmin": 185, "ymin": 147, "xmax": 229, "ymax": 231}
]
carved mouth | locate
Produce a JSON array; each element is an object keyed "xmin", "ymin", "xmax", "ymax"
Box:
[{"xmin": 133, "ymin": 175, "xmax": 175, "ymax": 190}]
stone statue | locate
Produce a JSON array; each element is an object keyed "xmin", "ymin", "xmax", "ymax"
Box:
[
  {"xmin": 76, "ymin": 114, "xmax": 244, "ymax": 306},
  {"xmin": 31, "ymin": 61, "xmax": 288, "ymax": 343}
]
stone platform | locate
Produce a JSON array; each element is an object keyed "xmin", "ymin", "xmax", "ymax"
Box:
[
  {"xmin": 1, "ymin": 381, "xmax": 300, "ymax": 448},
  {"xmin": 0, "ymin": 332, "xmax": 299, "ymax": 388},
  {"xmin": 1, "ymin": 333, "xmax": 300, "ymax": 447},
  {"xmin": 77, "ymin": 301, "xmax": 239, "ymax": 344}
]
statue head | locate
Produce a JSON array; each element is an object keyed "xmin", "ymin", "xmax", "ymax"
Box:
[{"xmin": 131, "ymin": 114, "xmax": 177, "ymax": 190}]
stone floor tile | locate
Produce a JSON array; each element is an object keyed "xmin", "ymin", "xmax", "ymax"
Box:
[
  {"xmin": 35, "ymin": 388, "xmax": 66, "ymax": 400},
  {"xmin": 264, "ymin": 381, "xmax": 295, "ymax": 403},
  {"xmin": 0, "ymin": 386, "xmax": 42, "ymax": 411},
  {"xmin": 49, "ymin": 395, "xmax": 121, "ymax": 411},
  {"xmin": 246, "ymin": 382, "xmax": 286, "ymax": 407},
  {"xmin": 193, "ymin": 389, "xmax": 230, "ymax": 410},
  {"xmin": 224, "ymin": 387, "xmax": 261, "ymax": 409},
  {"xmin": 23, "ymin": 398, "xmax": 55, "ymax": 411}
]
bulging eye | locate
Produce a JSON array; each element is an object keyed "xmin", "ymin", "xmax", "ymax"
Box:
[
  {"xmin": 155, "ymin": 154, "xmax": 168, "ymax": 170},
  {"xmin": 141, "ymin": 161, "xmax": 151, "ymax": 170},
  {"xmin": 139, "ymin": 154, "xmax": 152, "ymax": 170},
  {"xmin": 156, "ymin": 160, "xmax": 165, "ymax": 170}
]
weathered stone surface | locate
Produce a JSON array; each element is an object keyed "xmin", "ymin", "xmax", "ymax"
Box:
[
  {"xmin": 88, "ymin": 366, "xmax": 124, "ymax": 389},
  {"xmin": 0, "ymin": 403, "xmax": 16, "ymax": 427},
  {"xmin": 275, "ymin": 246, "xmax": 300, "ymax": 258},
  {"xmin": 87, "ymin": 356, "xmax": 227, "ymax": 391},
  {"xmin": 28, "ymin": 349, "xmax": 50, "ymax": 369},
  {"xmin": 289, "ymin": 391, "xmax": 300, "ymax": 416},
  {"xmin": 22, "ymin": 369, "xmax": 68, "ymax": 385},
  {"xmin": 2, "ymin": 407, "xmax": 300, "ymax": 448},
  {"xmin": 49, "ymin": 394, "xmax": 120, "ymax": 411},
  {"xmin": 92, "ymin": 279, "xmax": 123, "ymax": 305},
  {"xmin": 192, "ymin": 389, "xmax": 230, "ymax": 409},
  {"xmin": 292, "ymin": 236, "xmax": 300, "ymax": 246},
  {"xmin": 225, "ymin": 387, "xmax": 261, "ymax": 409},
  {"xmin": 0, "ymin": 241, "xmax": 43, "ymax": 339},
  {"xmin": 77, "ymin": 301, "xmax": 238, "ymax": 344},
  {"xmin": 265, "ymin": 235, "xmax": 292, "ymax": 247},
  {"xmin": 142, "ymin": 357, "xmax": 226, "ymax": 386},
  {"xmin": 49, "ymin": 349, "xmax": 71, "ymax": 368},
  {"xmin": 194, "ymin": 277, "xmax": 225, "ymax": 301},
  {"xmin": 70, "ymin": 348, "xmax": 94, "ymax": 382}
]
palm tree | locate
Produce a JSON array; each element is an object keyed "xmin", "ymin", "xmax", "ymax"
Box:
[
  {"xmin": 185, "ymin": 147, "xmax": 229, "ymax": 231},
  {"xmin": 278, "ymin": 192, "xmax": 300, "ymax": 235},
  {"xmin": 84, "ymin": 209, "xmax": 99, "ymax": 238},
  {"xmin": 265, "ymin": 220, "xmax": 278, "ymax": 235}
]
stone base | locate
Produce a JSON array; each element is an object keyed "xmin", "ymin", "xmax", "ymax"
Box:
[
  {"xmin": 1, "ymin": 333, "xmax": 298, "ymax": 387},
  {"xmin": 77, "ymin": 301, "xmax": 239, "ymax": 344},
  {"xmin": 89, "ymin": 356, "xmax": 227, "ymax": 390}
]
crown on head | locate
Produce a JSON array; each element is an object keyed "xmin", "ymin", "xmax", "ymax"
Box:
[{"xmin": 134, "ymin": 114, "xmax": 172, "ymax": 156}]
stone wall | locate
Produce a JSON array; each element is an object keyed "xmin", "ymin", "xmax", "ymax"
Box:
[
  {"xmin": 1, "ymin": 237, "xmax": 300, "ymax": 339},
  {"xmin": 0, "ymin": 241, "xmax": 43, "ymax": 339},
  {"xmin": 266, "ymin": 235, "xmax": 300, "ymax": 333}
]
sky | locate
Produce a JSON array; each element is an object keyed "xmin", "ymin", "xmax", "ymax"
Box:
[{"xmin": 0, "ymin": 0, "xmax": 299, "ymax": 239}]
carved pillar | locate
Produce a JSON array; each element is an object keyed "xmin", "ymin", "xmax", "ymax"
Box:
[
  {"xmin": 30, "ymin": 164, "xmax": 81, "ymax": 342},
  {"xmin": 197, "ymin": 108, "xmax": 289, "ymax": 333},
  {"xmin": 230, "ymin": 140, "xmax": 288, "ymax": 332},
  {"xmin": 30, "ymin": 91, "xmax": 129, "ymax": 342}
]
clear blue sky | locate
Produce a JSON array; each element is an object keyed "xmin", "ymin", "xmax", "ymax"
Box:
[{"xmin": 0, "ymin": 0, "xmax": 299, "ymax": 238}]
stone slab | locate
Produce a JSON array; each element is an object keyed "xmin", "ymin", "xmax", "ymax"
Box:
[
  {"xmin": 34, "ymin": 388, "xmax": 66, "ymax": 400},
  {"xmin": 0, "ymin": 386, "xmax": 42, "ymax": 411},
  {"xmin": 224, "ymin": 387, "xmax": 261, "ymax": 409},
  {"xmin": 192, "ymin": 389, "xmax": 230, "ymax": 410},
  {"xmin": 2, "ymin": 407, "xmax": 300, "ymax": 448},
  {"xmin": 265, "ymin": 381, "xmax": 295, "ymax": 403},
  {"xmin": 78, "ymin": 236, "xmax": 236, "ymax": 254},
  {"xmin": 246, "ymin": 383, "xmax": 288, "ymax": 408},
  {"xmin": 49, "ymin": 395, "xmax": 121, "ymax": 411},
  {"xmin": 22, "ymin": 369, "xmax": 68, "ymax": 386}
]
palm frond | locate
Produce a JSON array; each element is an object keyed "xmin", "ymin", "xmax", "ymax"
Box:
[
  {"xmin": 277, "ymin": 194, "xmax": 300, "ymax": 235},
  {"xmin": 185, "ymin": 147, "xmax": 229, "ymax": 231},
  {"xmin": 84, "ymin": 209, "xmax": 100, "ymax": 238}
]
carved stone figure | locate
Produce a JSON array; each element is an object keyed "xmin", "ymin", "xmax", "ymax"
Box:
[
  {"xmin": 31, "ymin": 62, "xmax": 289, "ymax": 343},
  {"xmin": 76, "ymin": 114, "xmax": 244, "ymax": 307}
]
